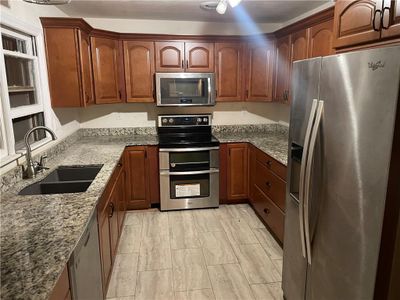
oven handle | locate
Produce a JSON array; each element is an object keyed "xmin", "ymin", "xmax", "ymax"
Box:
[
  {"xmin": 160, "ymin": 169, "xmax": 219, "ymax": 176},
  {"xmin": 159, "ymin": 147, "xmax": 220, "ymax": 152}
]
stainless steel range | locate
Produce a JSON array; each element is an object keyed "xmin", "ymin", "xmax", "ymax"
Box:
[{"xmin": 158, "ymin": 114, "xmax": 219, "ymax": 211}]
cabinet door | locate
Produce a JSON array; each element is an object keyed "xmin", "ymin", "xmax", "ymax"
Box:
[
  {"xmin": 109, "ymin": 190, "xmax": 119, "ymax": 259},
  {"xmin": 155, "ymin": 41, "xmax": 184, "ymax": 72},
  {"xmin": 274, "ymin": 35, "xmax": 291, "ymax": 103},
  {"xmin": 78, "ymin": 30, "xmax": 94, "ymax": 106},
  {"xmin": 49, "ymin": 264, "xmax": 70, "ymax": 300},
  {"xmin": 125, "ymin": 146, "xmax": 150, "ymax": 209},
  {"xmin": 185, "ymin": 42, "xmax": 214, "ymax": 72},
  {"xmin": 333, "ymin": 0, "xmax": 382, "ymax": 48},
  {"xmin": 44, "ymin": 28, "xmax": 82, "ymax": 107},
  {"xmin": 381, "ymin": 0, "xmax": 400, "ymax": 38},
  {"xmin": 98, "ymin": 208, "xmax": 112, "ymax": 292},
  {"xmin": 91, "ymin": 36, "xmax": 123, "ymax": 104},
  {"xmin": 116, "ymin": 168, "xmax": 126, "ymax": 234},
  {"xmin": 248, "ymin": 144, "xmax": 257, "ymax": 202},
  {"xmin": 308, "ymin": 19, "xmax": 335, "ymax": 57},
  {"xmin": 245, "ymin": 41, "xmax": 275, "ymax": 102},
  {"xmin": 227, "ymin": 143, "xmax": 248, "ymax": 201},
  {"xmin": 147, "ymin": 146, "xmax": 160, "ymax": 205},
  {"xmin": 215, "ymin": 42, "xmax": 244, "ymax": 101},
  {"xmin": 291, "ymin": 29, "xmax": 309, "ymax": 63},
  {"xmin": 124, "ymin": 41, "xmax": 155, "ymax": 102}
]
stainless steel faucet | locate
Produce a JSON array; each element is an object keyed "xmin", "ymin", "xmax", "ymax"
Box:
[{"xmin": 22, "ymin": 126, "xmax": 57, "ymax": 179}]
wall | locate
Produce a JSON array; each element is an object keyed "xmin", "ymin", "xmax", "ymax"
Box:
[
  {"xmin": 79, "ymin": 102, "xmax": 290, "ymax": 128},
  {"xmin": 86, "ymin": 17, "xmax": 280, "ymax": 35}
]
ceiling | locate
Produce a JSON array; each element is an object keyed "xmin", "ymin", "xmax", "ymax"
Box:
[{"xmin": 58, "ymin": 0, "xmax": 332, "ymax": 23}]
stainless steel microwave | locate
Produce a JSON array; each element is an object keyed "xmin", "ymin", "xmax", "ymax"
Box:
[{"xmin": 156, "ymin": 73, "xmax": 215, "ymax": 107}]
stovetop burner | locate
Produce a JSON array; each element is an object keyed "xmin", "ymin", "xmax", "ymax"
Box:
[{"xmin": 157, "ymin": 114, "xmax": 219, "ymax": 148}]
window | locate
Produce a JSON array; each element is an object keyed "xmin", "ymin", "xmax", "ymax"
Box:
[{"xmin": 0, "ymin": 22, "xmax": 50, "ymax": 163}]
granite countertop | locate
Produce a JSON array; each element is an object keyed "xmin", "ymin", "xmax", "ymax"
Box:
[
  {"xmin": 0, "ymin": 127, "xmax": 288, "ymax": 299},
  {"xmin": 0, "ymin": 135, "xmax": 158, "ymax": 300},
  {"xmin": 214, "ymin": 131, "xmax": 288, "ymax": 166}
]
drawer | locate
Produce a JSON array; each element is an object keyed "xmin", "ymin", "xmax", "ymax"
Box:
[
  {"xmin": 255, "ymin": 148, "xmax": 287, "ymax": 181},
  {"xmin": 252, "ymin": 185, "xmax": 284, "ymax": 243},
  {"xmin": 255, "ymin": 160, "xmax": 286, "ymax": 211}
]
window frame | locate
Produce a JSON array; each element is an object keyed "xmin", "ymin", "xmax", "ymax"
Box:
[{"xmin": 0, "ymin": 12, "xmax": 53, "ymax": 166}]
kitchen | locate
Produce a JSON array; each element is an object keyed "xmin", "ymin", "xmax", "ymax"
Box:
[{"xmin": 0, "ymin": 0, "xmax": 399, "ymax": 299}]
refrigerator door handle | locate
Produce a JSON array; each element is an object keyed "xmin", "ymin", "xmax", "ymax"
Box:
[
  {"xmin": 299, "ymin": 98, "xmax": 319, "ymax": 259},
  {"xmin": 304, "ymin": 100, "xmax": 324, "ymax": 265}
]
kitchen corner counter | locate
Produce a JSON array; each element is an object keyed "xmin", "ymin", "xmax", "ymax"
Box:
[
  {"xmin": 0, "ymin": 135, "xmax": 158, "ymax": 300},
  {"xmin": 214, "ymin": 129, "xmax": 289, "ymax": 166}
]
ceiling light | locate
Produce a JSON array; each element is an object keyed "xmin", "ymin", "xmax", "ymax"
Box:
[
  {"xmin": 228, "ymin": 0, "xmax": 242, "ymax": 8},
  {"xmin": 216, "ymin": 0, "xmax": 228, "ymax": 14},
  {"xmin": 23, "ymin": 0, "xmax": 71, "ymax": 4}
]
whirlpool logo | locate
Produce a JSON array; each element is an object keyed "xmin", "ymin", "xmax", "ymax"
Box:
[{"xmin": 368, "ymin": 61, "xmax": 385, "ymax": 71}]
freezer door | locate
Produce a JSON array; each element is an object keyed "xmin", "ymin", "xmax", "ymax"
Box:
[
  {"xmin": 283, "ymin": 57, "xmax": 322, "ymax": 300},
  {"xmin": 306, "ymin": 46, "xmax": 400, "ymax": 300}
]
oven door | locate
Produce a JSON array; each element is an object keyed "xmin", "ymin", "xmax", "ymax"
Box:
[
  {"xmin": 159, "ymin": 147, "xmax": 219, "ymax": 210},
  {"xmin": 160, "ymin": 169, "xmax": 219, "ymax": 210},
  {"xmin": 156, "ymin": 73, "xmax": 215, "ymax": 106}
]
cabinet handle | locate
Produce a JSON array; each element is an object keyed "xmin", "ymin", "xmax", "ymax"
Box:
[
  {"xmin": 373, "ymin": 8, "xmax": 382, "ymax": 31},
  {"xmin": 186, "ymin": 60, "xmax": 189, "ymax": 69},
  {"xmin": 118, "ymin": 90, "xmax": 122, "ymax": 99},
  {"xmin": 108, "ymin": 202, "xmax": 114, "ymax": 218},
  {"xmin": 381, "ymin": 6, "xmax": 390, "ymax": 30},
  {"xmin": 117, "ymin": 162, "xmax": 122, "ymax": 167},
  {"xmin": 265, "ymin": 181, "xmax": 272, "ymax": 188},
  {"xmin": 264, "ymin": 208, "xmax": 270, "ymax": 215},
  {"xmin": 182, "ymin": 59, "xmax": 184, "ymax": 69},
  {"xmin": 266, "ymin": 160, "xmax": 272, "ymax": 167}
]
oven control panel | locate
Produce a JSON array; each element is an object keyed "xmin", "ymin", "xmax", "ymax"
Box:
[{"xmin": 158, "ymin": 114, "xmax": 211, "ymax": 127}]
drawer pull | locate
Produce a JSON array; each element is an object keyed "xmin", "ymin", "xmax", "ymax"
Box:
[
  {"xmin": 266, "ymin": 160, "xmax": 272, "ymax": 167},
  {"xmin": 117, "ymin": 162, "xmax": 122, "ymax": 167},
  {"xmin": 264, "ymin": 208, "xmax": 270, "ymax": 215},
  {"xmin": 265, "ymin": 181, "xmax": 272, "ymax": 188}
]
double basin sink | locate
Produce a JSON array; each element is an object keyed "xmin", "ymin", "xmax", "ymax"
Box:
[{"xmin": 19, "ymin": 165, "xmax": 103, "ymax": 195}]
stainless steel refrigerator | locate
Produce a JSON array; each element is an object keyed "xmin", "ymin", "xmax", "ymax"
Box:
[{"xmin": 283, "ymin": 46, "xmax": 400, "ymax": 300}]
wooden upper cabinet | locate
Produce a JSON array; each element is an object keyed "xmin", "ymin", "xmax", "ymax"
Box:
[
  {"xmin": 215, "ymin": 42, "xmax": 244, "ymax": 101},
  {"xmin": 308, "ymin": 19, "xmax": 335, "ymax": 57},
  {"xmin": 245, "ymin": 40, "xmax": 275, "ymax": 102},
  {"xmin": 333, "ymin": 0, "xmax": 382, "ymax": 48},
  {"xmin": 274, "ymin": 35, "xmax": 291, "ymax": 103},
  {"xmin": 291, "ymin": 29, "xmax": 309, "ymax": 62},
  {"xmin": 123, "ymin": 41, "xmax": 155, "ymax": 102},
  {"xmin": 185, "ymin": 42, "xmax": 214, "ymax": 72},
  {"xmin": 381, "ymin": 0, "xmax": 400, "ymax": 38},
  {"xmin": 155, "ymin": 41, "xmax": 185, "ymax": 72},
  {"xmin": 91, "ymin": 36, "xmax": 123, "ymax": 104},
  {"xmin": 43, "ymin": 27, "xmax": 92, "ymax": 107},
  {"xmin": 78, "ymin": 30, "xmax": 95, "ymax": 106},
  {"xmin": 227, "ymin": 143, "xmax": 248, "ymax": 201},
  {"xmin": 155, "ymin": 41, "xmax": 214, "ymax": 72}
]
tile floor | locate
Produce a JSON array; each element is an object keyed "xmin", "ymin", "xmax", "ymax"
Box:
[{"xmin": 106, "ymin": 204, "xmax": 284, "ymax": 300}]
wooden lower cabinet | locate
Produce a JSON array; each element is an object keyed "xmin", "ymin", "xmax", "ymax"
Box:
[
  {"xmin": 97, "ymin": 157, "xmax": 126, "ymax": 295},
  {"xmin": 252, "ymin": 184, "xmax": 285, "ymax": 242},
  {"xmin": 125, "ymin": 146, "xmax": 159, "ymax": 209},
  {"xmin": 220, "ymin": 143, "xmax": 249, "ymax": 203},
  {"xmin": 248, "ymin": 144, "xmax": 287, "ymax": 243},
  {"xmin": 50, "ymin": 264, "xmax": 71, "ymax": 300}
]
